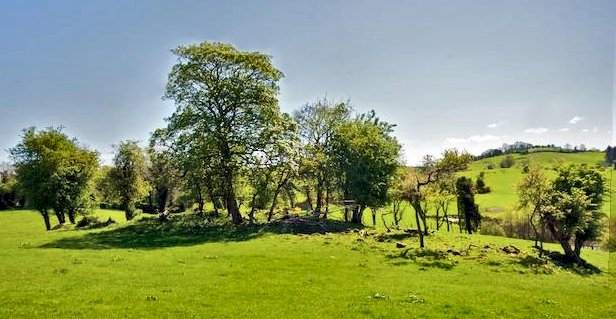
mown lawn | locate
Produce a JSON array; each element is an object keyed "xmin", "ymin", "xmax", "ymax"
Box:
[{"xmin": 0, "ymin": 209, "xmax": 613, "ymax": 318}]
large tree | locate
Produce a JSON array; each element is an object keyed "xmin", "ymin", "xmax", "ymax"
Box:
[
  {"xmin": 109, "ymin": 141, "xmax": 150, "ymax": 221},
  {"xmin": 331, "ymin": 110, "xmax": 401, "ymax": 225},
  {"xmin": 163, "ymin": 42, "xmax": 285, "ymax": 224}
]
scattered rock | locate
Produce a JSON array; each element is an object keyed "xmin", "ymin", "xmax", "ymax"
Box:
[
  {"xmin": 447, "ymin": 248, "xmax": 462, "ymax": 256},
  {"xmin": 501, "ymin": 245, "xmax": 521, "ymax": 255},
  {"xmin": 396, "ymin": 242, "xmax": 407, "ymax": 248}
]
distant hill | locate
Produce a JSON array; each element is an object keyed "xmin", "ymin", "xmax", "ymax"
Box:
[{"xmin": 462, "ymin": 151, "xmax": 613, "ymax": 219}]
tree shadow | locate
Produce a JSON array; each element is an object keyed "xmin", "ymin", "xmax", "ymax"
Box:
[
  {"xmin": 385, "ymin": 248, "xmax": 457, "ymax": 270},
  {"xmin": 513, "ymin": 250, "xmax": 602, "ymax": 276},
  {"xmin": 38, "ymin": 214, "xmax": 362, "ymax": 250}
]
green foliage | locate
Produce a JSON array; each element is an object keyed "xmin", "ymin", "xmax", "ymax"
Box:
[
  {"xmin": 163, "ymin": 41, "xmax": 286, "ymax": 224},
  {"xmin": 475, "ymin": 172, "xmax": 491, "ymax": 194},
  {"xmin": 10, "ymin": 127, "xmax": 98, "ymax": 229},
  {"xmin": 108, "ymin": 141, "xmax": 150, "ymax": 220},
  {"xmin": 518, "ymin": 164, "xmax": 605, "ymax": 262},
  {"xmin": 331, "ymin": 111, "xmax": 401, "ymax": 212},
  {"xmin": 499, "ymin": 155, "xmax": 515, "ymax": 168}
]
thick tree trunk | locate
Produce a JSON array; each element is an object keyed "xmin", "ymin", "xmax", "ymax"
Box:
[
  {"xmin": 157, "ymin": 187, "xmax": 169, "ymax": 213},
  {"xmin": 344, "ymin": 207, "xmax": 349, "ymax": 222},
  {"xmin": 41, "ymin": 210, "xmax": 51, "ymax": 231},
  {"xmin": 574, "ymin": 237, "xmax": 584, "ymax": 258}
]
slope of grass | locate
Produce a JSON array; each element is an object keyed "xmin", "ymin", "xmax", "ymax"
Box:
[{"xmin": 0, "ymin": 209, "xmax": 613, "ymax": 318}]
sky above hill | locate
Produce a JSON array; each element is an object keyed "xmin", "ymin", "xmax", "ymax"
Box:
[{"xmin": 1, "ymin": 0, "xmax": 615, "ymax": 164}]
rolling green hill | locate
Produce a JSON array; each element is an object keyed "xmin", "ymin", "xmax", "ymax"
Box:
[{"xmin": 464, "ymin": 151, "xmax": 614, "ymax": 219}]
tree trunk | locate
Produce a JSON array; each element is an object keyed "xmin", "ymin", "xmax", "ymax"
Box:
[
  {"xmin": 157, "ymin": 187, "xmax": 169, "ymax": 213},
  {"xmin": 371, "ymin": 208, "xmax": 377, "ymax": 226},
  {"xmin": 412, "ymin": 202, "xmax": 425, "ymax": 248},
  {"xmin": 67, "ymin": 209, "xmax": 76, "ymax": 224},
  {"xmin": 315, "ymin": 177, "xmax": 323, "ymax": 215},
  {"xmin": 574, "ymin": 237, "xmax": 584, "ymax": 258},
  {"xmin": 55, "ymin": 211, "xmax": 65, "ymax": 224},
  {"xmin": 41, "ymin": 210, "xmax": 51, "ymax": 231},
  {"xmin": 344, "ymin": 206, "xmax": 349, "ymax": 222},
  {"xmin": 351, "ymin": 206, "xmax": 363, "ymax": 224},
  {"xmin": 305, "ymin": 187, "xmax": 313, "ymax": 211},
  {"xmin": 268, "ymin": 175, "xmax": 288, "ymax": 222},
  {"xmin": 285, "ymin": 186, "xmax": 295, "ymax": 208}
]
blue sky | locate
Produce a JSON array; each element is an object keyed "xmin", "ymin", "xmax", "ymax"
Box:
[{"xmin": 1, "ymin": 0, "xmax": 614, "ymax": 164}]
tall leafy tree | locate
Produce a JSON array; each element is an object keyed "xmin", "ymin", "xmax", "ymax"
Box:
[
  {"xmin": 294, "ymin": 98, "xmax": 351, "ymax": 216},
  {"xmin": 163, "ymin": 41, "xmax": 285, "ymax": 224},
  {"xmin": 109, "ymin": 141, "xmax": 150, "ymax": 221},
  {"xmin": 331, "ymin": 111, "xmax": 401, "ymax": 225}
]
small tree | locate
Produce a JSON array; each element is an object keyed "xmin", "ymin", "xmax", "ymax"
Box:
[
  {"xmin": 455, "ymin": 176, "xmax": 481, "ymax": 234},
  {"xmin": 403, "ymin": 149, "xmax": 472, "ymax": 247},
  {"xmin": 109, "ymin": 141, "xmax": 150, "ymax": 221},
  {"xmin": 475, "ymin": 172, "xmax": 491, "ymax": 194},
  {"xmin": 10, "ymin": 128, "xmax": 96, "ymax": 230},
  {"xmin": 518, "ymin": 165, "xmax": 605, "ymax": 264}
]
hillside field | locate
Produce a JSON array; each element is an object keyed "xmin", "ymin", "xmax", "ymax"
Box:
[{"xmin": 0, "ymin": 209, "xmax": 614, "ymax": 318}]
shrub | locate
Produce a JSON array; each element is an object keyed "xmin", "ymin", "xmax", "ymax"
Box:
[
  {"xmin": 475, "ymin": 172, "xmax": 491, "ymax": 194},
  {"xmin": 500, "ymin": 155, "xmax": 515, "ymax": 168},
  {"xmin": 486, "ymin": 163, "xmax": 495, "ymax": 170},
  {"xmin": 480, "ymin": 220, "xmax": 506, "ymax": 237}
]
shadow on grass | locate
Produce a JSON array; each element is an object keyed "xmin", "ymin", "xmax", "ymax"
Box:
[
  {"xmin": 514, "ymin": 250, "xmax": 602, "ymax": 276},
  {"xmin": 39, "ymin": 214, "xmax": 362, "ymax": 250},
  {"xmin": 386, "ymin": 248, "xmax": 457, "ymax": 270}
]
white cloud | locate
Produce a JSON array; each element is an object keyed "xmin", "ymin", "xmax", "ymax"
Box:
[
  {"xmin": 581, "ymin": 128, "xmax": 590, "ymax": 133},
  {"xmin": 445, "ymin": 134, "xmax": 502, "ymax": 144},
  {"xmin": 569, "ymin": 116, "xmax": 583, "ymax": 124},
  {"xmin": 592, "ymin": 126, "xmax": 598, "ymax": 133},
  {"xmin": 558, "ymin": 128, "xmax": 570, "ymax": 132},
  {"xmin": 487, "ymin": 122, "xmax": 502, "ymax": 129},
  {"xmin": 524, "ymin": 127, "xmax": 548, "ymax": 134}
]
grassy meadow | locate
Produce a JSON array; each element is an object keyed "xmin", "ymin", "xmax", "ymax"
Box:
[{"xmin": 0, "ymin": 209, "xmax": 614, "ymax": 318}]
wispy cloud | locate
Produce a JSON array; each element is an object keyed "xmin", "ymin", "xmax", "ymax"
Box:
[
  {"xmin": 581, "ymin": 128, "xmax": 590, "ymax": 133},
  {"xmin": 524, "ymin": 127, "xmax": 548, "ymax": 134},
  {"xmin": 592, "ymin": 126, "xmax": 598, "ymax": 133},
  {"xmin": 487, "ymin": 122, "xmax": 502, "ymax": 129},
  {"xmin": 445, "ymin": 134, "xmax": 503, "ymax": 144},
  {"xmin": 558, "ymin": 128, "xmax": 570, "ymax": 132},
  {"xmin": 569, "ymin": 116, "xmax": 583, "ymax": 124}
]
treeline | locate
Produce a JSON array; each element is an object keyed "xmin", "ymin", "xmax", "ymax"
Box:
[{"xmin": 1, "ymin": 41, "xmax": 608, "ymax": 264}]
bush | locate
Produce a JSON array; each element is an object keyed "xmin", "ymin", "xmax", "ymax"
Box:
[
  {"xmin": 480, "ymin": 220, "xmax": 506, "ymax": 237},
  {"xmin": 500, "ymin": 155, "xmax": 515, "ymax": 168},
  {"xmin": 486, "ymin": 163, "xmax": 495, "ymax": 170},
  {"xmin": 475, "ymin": 172, "xmax": 491, "ymax": 194}
]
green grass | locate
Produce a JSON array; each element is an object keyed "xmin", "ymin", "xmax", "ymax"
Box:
[{"xmin": 0, "ymin": 209, "xmax": 614, "ymax": 318}]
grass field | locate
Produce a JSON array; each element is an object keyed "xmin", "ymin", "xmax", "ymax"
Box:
[{"xmin": 0, "ymin": 209, "xmax": 614, "ymax": 318}]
